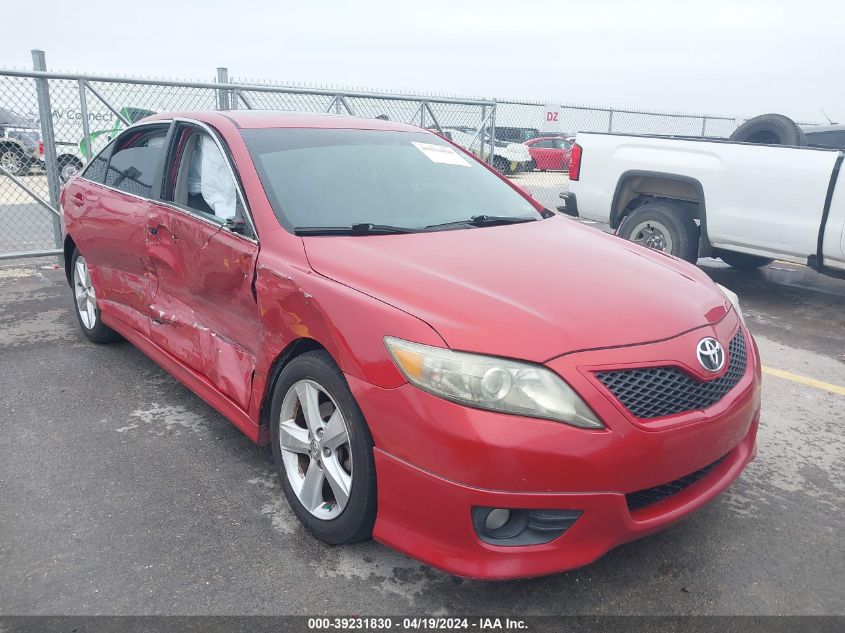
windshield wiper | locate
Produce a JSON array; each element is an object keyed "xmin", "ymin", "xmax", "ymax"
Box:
[
  {"xmin": 294, "ymin": 223, "xmax": 416, "ymax": 236},
  {"xmin": 425, "ymin": 215, "xmax": 538, "ymax": 231}
]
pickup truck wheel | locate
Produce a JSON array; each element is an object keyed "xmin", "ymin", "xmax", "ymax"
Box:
[
  {"xmin": 492, "ymin": 157, "xmax": 510, "ymax": 174},
  {"xmin": 618, "ymin": 201, "xmax": 699, "ymax": 263},
  {"xmin": 59, "ymin": 156, "xmax": 84, "ymax": 183},
  {"xmin": 0, "ymin": 146, "xmax": 28, "ymax": 176},
  {"xmin": 716, "ymin": 250, "xmax": 774, "ymax": 269}
]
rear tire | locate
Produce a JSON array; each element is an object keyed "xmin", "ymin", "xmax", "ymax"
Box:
[
  {"xmin": 270, "ymin": 350, "xmax": 377, "ymax": 545},
  {"xmin": 716, "ymin": 249, "xmax": 774, "ymax": 269},
  {"xmin": 618, "ymin": 200, "xmax": 700, "ymax": 263},
  {"xmin": 70, "ymin": 248, "xmax": 121, "ymax": 343},
  {"xmin": 729, "ymin": 113, "xmax": 805, "ymax": 146}
]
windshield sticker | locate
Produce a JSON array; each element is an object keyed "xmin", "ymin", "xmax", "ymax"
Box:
[{"xmin": 412, "ymin": 142, "xmax": 471, "ymax": 166}]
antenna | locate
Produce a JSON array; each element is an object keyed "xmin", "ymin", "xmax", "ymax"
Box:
[{"xmin": 820, "ymin": 109, "xmax": 834, "ymax": 125}]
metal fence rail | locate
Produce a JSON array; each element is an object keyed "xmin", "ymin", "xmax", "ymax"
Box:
[{"xmin": 0, "ymin": 49, "xmax": 791, "ymax": 260}]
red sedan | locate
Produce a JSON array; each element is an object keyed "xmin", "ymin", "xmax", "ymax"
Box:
[
  {"xmin": 61, "ymin": 111, "xmax": 760, "ymax": 579},
  {"xmin": 524, "ymin": 135, "xmax": 572, "ymax": 171}
]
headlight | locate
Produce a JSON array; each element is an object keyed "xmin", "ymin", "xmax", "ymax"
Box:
[
  {"xmin": 384, "ymin": 337, "xmax": 603, "ymax": 429},
  {"xmin": 716, "ymin": 283, "xmax": 744, "ymax": 323}
]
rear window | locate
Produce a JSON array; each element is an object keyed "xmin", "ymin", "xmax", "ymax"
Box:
[
  {"xmin": 81, "ymin": 140, "xmax": 115, "ymax": 184},
  {"xmin": 804, "ymin": 130, "xmax": 845, "ymax": 150},
  {"xmin": 242, "ymin": 128, "xmax": 538, "ymax": 232},
  {"xmin": 103, "ymin": 128, "xmax": 168, "ymax": 198}
]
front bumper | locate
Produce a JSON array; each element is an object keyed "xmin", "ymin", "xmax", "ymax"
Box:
[
  {"xmin": 373, "ymin": 418, "xmax": 756, "ymax": 579},
  {"xmin": 349, "ymin": 320, "xmax": 761, "ymax": 579}
]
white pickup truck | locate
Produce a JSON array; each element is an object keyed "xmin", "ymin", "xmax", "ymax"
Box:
[{"xmin": 561, "ymin": 131, "xmax": 845, "ymax": 279}]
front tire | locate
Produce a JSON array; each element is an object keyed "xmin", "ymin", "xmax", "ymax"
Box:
[
  {"xmin": 0, "ymin": 146, "xmax": 29, "ymax": 176},
  {"xmin": 618, "ymin": 200, "xmax": 700, "ymax": 263},
  {"xmin": 70, "ymin": 248, "xmax": 121, "ymax": 343},
  {"xmin": 716, "ymin": 249, "xmax": 774, "ymax": 269},
  {"xmin": 270, "ymin": 350, "xmax": 377, "ymax": 545}
]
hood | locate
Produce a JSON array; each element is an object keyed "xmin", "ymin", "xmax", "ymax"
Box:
[{"xmin": 303, "ymin": 216, "xmax": 730, "ymax": 362}]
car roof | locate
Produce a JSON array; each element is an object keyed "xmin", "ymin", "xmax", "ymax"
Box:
[
  {"xmin": 145, "ymin": 110, "xmax": 422, "ymax": 132},
  {"xmin": 800, "ymin": 124, "xmax": 845, "ymax": 134}
]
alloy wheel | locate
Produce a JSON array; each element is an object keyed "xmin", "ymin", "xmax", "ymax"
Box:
[
  {"xmin": 278, "ymin": 379, "xmax": 353, "ymax": 520},
  {"xmin": 60, "ymin": 161, "xmax": 81, "ymax": 183},
  {"xmin": 1, "ymin": 150, "xmax": 23, "ymax": 175},
  {"xmin": 629, "ymin": 219, "xmax": 674, "ymax": 253},
  {"xmin": 73, "ymin": 256, "xmax": 97, "ymax": 329}
]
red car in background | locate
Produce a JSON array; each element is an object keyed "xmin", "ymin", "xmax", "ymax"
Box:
[
  {"xmin": 61, "ymin": 111, "xmax": 760, "ymax": 579},
  {"xmin": 524, "ymin": 135, "xmax": 572, "ymax": 171}
]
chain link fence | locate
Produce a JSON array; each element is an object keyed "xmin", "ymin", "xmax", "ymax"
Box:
[{"xmin": 1, "ymin": 49, "xmax": 775, "ymax": 260}]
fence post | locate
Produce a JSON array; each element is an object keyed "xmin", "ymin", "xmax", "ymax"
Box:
[
  {"xmin": 700, "ymin": 115, "xmax": 708, "ymax": 137},
  {"xmin": 607, "ymin": 109, "xmax": 614, "ymax": 133},
  {"xmin": 31, "ymin": 49, "xmax": 61, "ymax": 249},
  {"xmin": 216, "ymin": 67, "xmax": 230, "ymax": 110},
  {"xmin": 77, "ymin": 80, "xmax": 92, "ymax": 160},
  {"xmin": 488, "ymin": 101, "xmax": 497, "ymax": 166}
]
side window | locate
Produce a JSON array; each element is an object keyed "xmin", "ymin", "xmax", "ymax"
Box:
[
  {"xmin": 805, "ymin": 131, "xmax": 845, "ymax": 150},
  {"xmin": 165, "ymin": 125, "xmax": 253, "ymax": 237},
  {"xmin": 81, "ymin": 139, "xmax": 116, "ymax": 184},
  {"xmin": 536, "ymin": 139, "xmax": 555, "ymax": 149},
  {"xmin": 104, "ymin": 127, "xmax": 168, "ymax": 198}
]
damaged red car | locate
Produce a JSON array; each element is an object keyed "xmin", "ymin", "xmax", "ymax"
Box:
[{"xmin": 61, "ymin": 111, "xmax": 760, "ymax": 579}]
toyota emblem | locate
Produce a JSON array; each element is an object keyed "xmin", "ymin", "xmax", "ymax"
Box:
[{"xmin": 696, "ymin": 337, "xmax": 725, "ymax": 372}]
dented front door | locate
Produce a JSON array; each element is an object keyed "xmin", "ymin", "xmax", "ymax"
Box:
[{"xmin": 145, "ymin": 204, "xmax": 261, "ymax": 411}]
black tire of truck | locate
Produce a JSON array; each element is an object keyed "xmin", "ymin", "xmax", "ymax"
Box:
[
  {"xmin": 715, "ymin": 249, "xmax": 774, "ymax": 270},
  {"xmin": 617, "ymin": 200, "xmax": 700, "ymax": 263},
  {"xmin": 728, "ymin": 113, "xmax": 806, "ymax": 146},
  {"xmin": 492, "ymin": 156, "xmax": 510, "ymax": 174}
]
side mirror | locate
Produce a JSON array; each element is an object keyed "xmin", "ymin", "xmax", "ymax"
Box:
[{"xmin": 224, "ymin": 217, "xmax": 248, "ymax": 234}]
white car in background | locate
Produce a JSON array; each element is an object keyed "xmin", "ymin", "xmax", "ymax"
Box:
[{"xmin": 443, "ymin": 127, "xmax": 532, "ymax": 174}]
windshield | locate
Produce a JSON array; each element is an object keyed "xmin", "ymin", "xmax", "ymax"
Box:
[{"xmin": 241, "ymin": 128, "xmax": 539, "ymax": 232}]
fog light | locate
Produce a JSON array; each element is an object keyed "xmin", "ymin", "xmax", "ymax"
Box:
[
  {"xmin": 472, "ymin": 507, "xmax": 582, "ymax": 547},
  {"xmin": 484, "ymin": 508, "xmax": 511, "ymax": 531}
]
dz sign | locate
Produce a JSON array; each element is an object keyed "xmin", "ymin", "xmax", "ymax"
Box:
[{"xmin": 542, "ymin": 105, "xmax": 562, "ymax": 132}]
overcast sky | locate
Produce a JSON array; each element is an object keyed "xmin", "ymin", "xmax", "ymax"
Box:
[{"xmin": 2, "ymin": 0, "xmax": 843, "ymax": 123}]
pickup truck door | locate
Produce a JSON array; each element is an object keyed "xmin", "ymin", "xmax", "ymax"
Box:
[
  {"xmin": 820, "ymin": 159, "xmax": 845, "ymax": 270},
  {"xmin": 708, "ymin": 144, "xmax": 841, "ymax": 260}
]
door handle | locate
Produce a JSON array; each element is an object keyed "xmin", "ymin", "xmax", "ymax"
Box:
[{"xmin": 148, "ymin": 224, "xmax": 178, "ymax": 240}]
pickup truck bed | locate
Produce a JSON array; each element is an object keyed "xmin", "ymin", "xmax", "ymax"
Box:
[{"xmin": 562, "ymin": 132, "xmax": 845, "ymax": 278}]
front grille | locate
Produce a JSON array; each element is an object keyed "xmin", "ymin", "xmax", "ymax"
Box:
[
  {"xmin": 596, "ymin": 330, "xmax": 747, "ymax": 419},
  {"xmin": 625, "ymin": 456, "xmax": 726, "ymax": 512}
]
